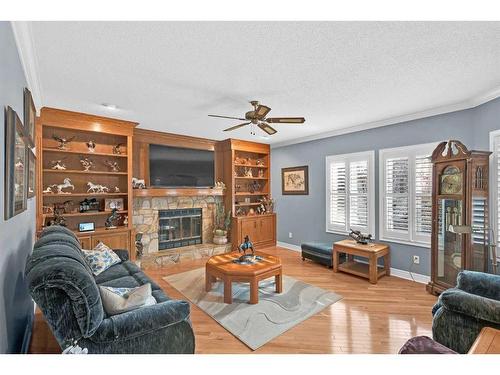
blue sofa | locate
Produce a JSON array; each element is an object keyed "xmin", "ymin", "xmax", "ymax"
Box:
[
  {"xmin": 432, "ymin": 270, "xmax": 500, "ymax": 353},
  {"xmin": 25, "ymin": 226, "xmax": 195, "ymax": 354}
]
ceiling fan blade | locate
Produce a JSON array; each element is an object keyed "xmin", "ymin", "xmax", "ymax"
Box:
[
  {"xmin": 223, "ymin": 122, "xmax": 251, "ymax": 132},
  {"xmin": 266, "ymin": 117, "xmax": 305, "ymax": 124},
  {"xmin": 258, "ymin": 122, "xmax": 277, "ymax": 135},
  {"xmin": 208, "ymin": 114, "xmax": 247, "ymax": 121},
  {"xmin": 255, "ymin": 105, "xmax": 271, "ymax": 119}
]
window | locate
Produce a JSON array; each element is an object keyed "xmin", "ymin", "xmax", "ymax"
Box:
[
  {"xmin": 379, "ymin": 143, "xmax": 436, "ymax": 246},
  {"xmin": 326, "ymin": 151, "xmax": 375, "ymax": 235}
]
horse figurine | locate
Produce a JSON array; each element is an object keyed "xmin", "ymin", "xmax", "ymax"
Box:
[
  {"xmin": 54, "ymin": 178, "xmax": 74, "ymax": 194},
  {"xmin": 132, "ymin": 177, "xmax": 145, "ymax": 189},
  {"xmin": 87, "ymin": 182, "xmax": 109, "ymax": 193},
  {"xmin": 105, "ymin": 208, "xmax": 121, "ymax": 229},
  {"xmin": 238, "ymin": 235, "xmax": 254, "ymax": 256}
]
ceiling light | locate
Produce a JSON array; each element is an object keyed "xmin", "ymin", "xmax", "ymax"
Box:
[{"xmin": 101, "ymin": 103, "xmax": 118, "ymax": 110}]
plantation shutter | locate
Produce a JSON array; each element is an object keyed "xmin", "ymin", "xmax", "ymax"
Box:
[
  {"xmin": 414, "ymin": 155, "xmax": 433, "ymax": 238},
  {"xmin": 385, "ymin": 157, "xmax": 409, "ymax": 233},
  {"xmin": 349, "ymin": 160, "xmax": 369, "ymax": 229},
  {"xmin": 328, "ymin": 161, "xmax": 347, "ymax": 230}
]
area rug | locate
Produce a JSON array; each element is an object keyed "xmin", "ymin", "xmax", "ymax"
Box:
[{"xmin": 163, "ymin": 268, "xmax": 342, "ymax": 350}]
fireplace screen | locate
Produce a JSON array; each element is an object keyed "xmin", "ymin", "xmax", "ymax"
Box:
[{"xmin": 158, "ymin": 208, "xmax": 202, "ymax": 250}]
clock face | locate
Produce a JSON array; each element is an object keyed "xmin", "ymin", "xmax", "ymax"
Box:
[{"xmin": 441, "ymin": 173, "xmax": 462, "ymax": 195}]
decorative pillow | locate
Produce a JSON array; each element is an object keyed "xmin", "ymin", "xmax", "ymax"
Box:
[
  {"xmin": 82, "ymin": 242, "xmax": 121, "ymax": 276},
  {"xmin": 99, "ymin": 283, "xmax": 156, "ymax": 315}
]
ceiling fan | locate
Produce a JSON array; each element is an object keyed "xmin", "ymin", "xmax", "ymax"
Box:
[{"xmin": 208, "ymin": 101, "xmax": 305, "ymax": 135}]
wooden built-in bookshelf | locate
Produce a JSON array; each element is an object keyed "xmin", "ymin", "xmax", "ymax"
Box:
[{"xmin": 36, "ymin": 107, "xmax": 138, "ymax": 258}]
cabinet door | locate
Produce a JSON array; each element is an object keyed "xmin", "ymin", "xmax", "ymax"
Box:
[
  {"xmin": 258, "ymin": 215, "xmax": 275, "ymax": 243},
  {"xmin": 92, "ymin": 231, "xmax": 130, "ymax": 250},
  {"xmin": 240, "ymin": 219, "xmax": 258, "ymax": 243},
  {"xmin": 78, "ymin": 236, "xmax": 92, "ymax": 249}
]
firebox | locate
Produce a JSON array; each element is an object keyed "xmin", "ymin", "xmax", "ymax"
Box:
[{"xmin": 158, "ymin": 208, "xmax": 202, "ymax": 250}]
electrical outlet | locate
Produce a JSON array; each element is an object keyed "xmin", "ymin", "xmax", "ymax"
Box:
[
  {"xmin": 413, "ymin": 255, "xmax": 420, "ymax": 264},
  {"xmin": 289, "ymin": 232, "xmax": 293, "ymax": 239}
]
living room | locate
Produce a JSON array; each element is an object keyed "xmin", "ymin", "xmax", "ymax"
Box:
[{"xmin": 1, "ymin": 1, "xmax": 500, "ymax": 372}]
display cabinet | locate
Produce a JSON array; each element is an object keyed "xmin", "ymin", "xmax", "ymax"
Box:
[
  {"xmin": 36, "ymin": 107, "xmax": 138, "ymax": 258},
  {"xmin": 427, "ymin": 140, "xmax": 491, "ymax": 295},
  {"xmin": 219, "ymin": 139, "xmax": 276, "ymax": 250}
]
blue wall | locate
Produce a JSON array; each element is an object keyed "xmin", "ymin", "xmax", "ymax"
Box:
[
  {"xmin": 0, "ymin": 22, "xmax": 36, "ymax": 353},
  {"xmin": 271, "ymin": 97, "xmax": 500, "ymax": 276}
]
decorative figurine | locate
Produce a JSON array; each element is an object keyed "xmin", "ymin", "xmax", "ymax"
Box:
[
  {"xmin": 50, "ymin": 159, "xmax": 67, "ymax": 170},
  {"xmin": 104, "ymin": 160, "xmax": 120, "ymax": 172},
  {"xmin": 114, "ymin": 186, "xmax": 120, "ymax": 193},
  {"xmin": 348, "ymin": 229, "xmax": 372, "ymax": 245},
  {"xmin": 257, "ymin": 169, "xmax": 265, "ymax": 178},
  {"xmin": 105, "ymin": 208, "xmax": 120, "ymax": 229},
  {"xmin": 80, "ymin": 157, "xmax": 94, "ymax": 171},
  {"xmin": 214, "ymin": 181, "xmax": 226, "ymax": 190},
  {"xmin": 43, "ymin": 186, "xmax": 54, "ymax": 194},
  {"xmin": 260, "ymin": 196, "xmax": 275, "ymax": 213},
  {"xmin": 87, "ymin": 181, "xmax": 109, "ymax": 193},
  {"xmin": 52, "ymin": 178, "xmax": 74, "ymax": 194},
  {"xmin": 123, "ymin": 215, "xmax": 128, "ymax": 225},
  {"xmin": 132, "ymin": 177, "xmax": 146, "ymax": 189},
  {"xmin": 135, "ymin": 232, "xmax": 144, "ymax": 259},
  {"xmin": 62, "ymin": 200, "xmax": 75, "ymax": 214},
  {"xmin": 52, "ymin": 134, "xmax": 75, "ymax": 150},
  {"xmin": 86, "ymin": 140, "xmax": 96, "ymax": 153},
  {"xmin": 249, "ymin": 180, "xmax": 261, "ymax": 193},
  {"xmin": 79, "ymin": 198, "xmax": 99, "ymax": 213},
  {"xmin": 48, "ymin": 203, "xmax": 67, "ymax": 227},
  {"xmin": 244, "ymin": 167, "xmax": 253, "ymax": 178},
  {"xmin": 256, "ymin": 159, "xmax": 264, "ymax": 166},
  {"xmin": 237, "ymin": 235, "xmax": 257, "ymax": 263},
  {"xmin": 113, "ymin": 143, "xmax": 125, "ymax": 155}
]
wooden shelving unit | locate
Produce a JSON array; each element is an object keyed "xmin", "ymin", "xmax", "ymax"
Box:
[
  {"xmin": 220, "ymin": 139, "xmax": 276, "ymax": 250},
  {"xmin": 36, "ymin": 107, "xmax": 138, "ymax": 258}
]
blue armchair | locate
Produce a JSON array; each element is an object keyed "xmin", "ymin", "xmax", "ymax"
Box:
[
  {"xmin": 26, "ymin": 226, "xmax": 195, "ymax": 354},
  {"xmin": 432, "ymin": 270, "xmax": 500, "ymax": 353}
]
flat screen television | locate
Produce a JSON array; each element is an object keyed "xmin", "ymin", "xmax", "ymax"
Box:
[{"xmin": 149, "ymin": 144, "xmax": 215, "ymax": 188}]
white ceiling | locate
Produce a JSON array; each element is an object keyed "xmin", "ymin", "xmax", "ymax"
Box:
[{"xmin": 21, "ymin": 21, "xmax": 500, "ymax": 145}]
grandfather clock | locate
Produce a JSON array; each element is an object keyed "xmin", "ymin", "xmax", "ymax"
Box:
[{"xmin": 426, "ymin": 140, "xmax": 491, "ymax": 295}]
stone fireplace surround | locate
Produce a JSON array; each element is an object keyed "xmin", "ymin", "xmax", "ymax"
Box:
[{"xmin": 132, "ymin": 195, "xmax": 223, "ymax": 256}]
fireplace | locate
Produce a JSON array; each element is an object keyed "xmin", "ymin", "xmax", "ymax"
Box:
[{"xmin": 158, "ymin": 208, "xmax": 202, "ymax": 250}]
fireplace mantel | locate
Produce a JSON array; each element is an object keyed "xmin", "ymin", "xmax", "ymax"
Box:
[{"xmin": 133, "ymin": 188, "xmax": 225, "ymax": 197}]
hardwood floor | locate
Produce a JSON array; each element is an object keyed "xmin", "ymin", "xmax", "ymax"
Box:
[{"xmin": 29, "ymin": 246, "xmax": 437, "ymax": 354}]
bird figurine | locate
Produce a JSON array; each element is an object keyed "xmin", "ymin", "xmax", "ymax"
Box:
[
  {"xmin": 52, "ymin": 134, "xmax": 75, "ymax": 150},
  {"xmin": 80, "ymin": 157, "xmax": 94, "ymax": 171},
  {"xmin": 50, "ymin": 159, "xmax": 67, "ymax": 170},
  {"xmin": 113, "ymin": 143, "xmax": 125, "ymax": 155},
  {"xmin": 86, "ymin": 140, "xmax": 96, "ymax": 152},
  {"xmin": 105, "ymin": 160, "xmax": 120, "ymax": 172}
]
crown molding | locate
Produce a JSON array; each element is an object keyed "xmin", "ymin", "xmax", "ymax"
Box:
[
  {"xmin": 10, "ymin": 21, "xmax": 43, "ymax": 113},
  {"xmin": 271, "ymin": 87, "xmax": 500, "ymax": 149}
]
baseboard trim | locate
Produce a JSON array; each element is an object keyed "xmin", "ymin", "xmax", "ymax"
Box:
[
  {"xmin": 277, "ymin": 242, "xmax": 430, "ymax": 284},
  {"xmin": 276, "ymin": 241, "xmax": 301, "ymax": 252},
  {"xmin": 390, "ymin": 267, "xmax": 430, "ymax": 284}
]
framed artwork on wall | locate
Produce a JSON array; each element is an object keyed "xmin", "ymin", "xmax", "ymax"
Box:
[
  {"xmin": 281, "ymin": 165, "xmax": 309, "ymax": 195},
  {"xmin": 4, "ymin": 106, "xmax": 28, "ymax": 219},
  {"xmin": 23, "ymin": 87, "xmax": 36, "ymax": 147},
  {"xmin": 28, "ymin": 148, "xmax": 36, "ymax": 199}
]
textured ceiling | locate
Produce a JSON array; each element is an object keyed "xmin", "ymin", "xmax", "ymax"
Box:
[{"xmin": 28, "ymin": 21, "xmax": 500, "ymax": 145}]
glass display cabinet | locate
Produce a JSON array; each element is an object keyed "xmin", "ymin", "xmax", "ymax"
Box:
[{"xmin": 427, "ymin": 140, "xmax": 492, "ymax": 295}]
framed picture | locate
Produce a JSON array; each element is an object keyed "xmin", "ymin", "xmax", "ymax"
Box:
[
  {"xmin": 27, "ymin": 148, "xmax": 36, "ymax": 199},
  {"xmin": 23, "ymin": 88, "xmax": 36, "ymax": 148},
  {"xmin": 281, "ymin": 165, "xmax": 309, "ymax": 195},
  {"xmin": 104, "ymin": 198, "xmax": 124, "ymax": 211},
  {"xmin": 4, "ymin": 106, "xmax": 28, "ymax": 219}
]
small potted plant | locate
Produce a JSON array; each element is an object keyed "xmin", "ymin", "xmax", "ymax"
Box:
[{"xmin": 213, "ymin": 201, "xmax": 231, "ymax": 245}]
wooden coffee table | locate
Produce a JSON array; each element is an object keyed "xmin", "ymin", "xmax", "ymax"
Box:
[{"xmin": 205, "ymin": 251, "xmax": 282, "ymax": 304}]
